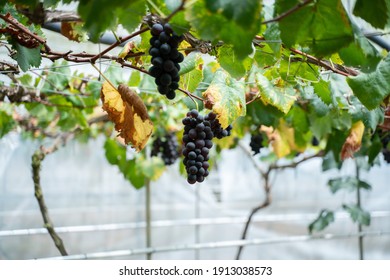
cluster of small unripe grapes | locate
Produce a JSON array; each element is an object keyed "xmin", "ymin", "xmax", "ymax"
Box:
[
  {"xmin": 151, "ymin": 133, "xmax": 179, "ymax": 166},
  {"xmin": 148, "ymin": 23, "xmax": 184, "ymax": 100},
  {"xmin": 182, "ymin": 110, "xmax": 232, "ymax": 184},
  {"xmin": 249, "ymin": 133, "xmax": 264, "ymax": 155}
]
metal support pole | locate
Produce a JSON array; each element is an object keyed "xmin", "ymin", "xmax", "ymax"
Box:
[
  {"xmin": 195, "ymin": 184, "xmax": 200, "ymax": 259},
  {"xmin": 356, "ymin": 161, "xmax": 364, "ymax": 260},
  {"xmin": 145, "ymin": 179, "xmax": 152, "ymax": 260}
]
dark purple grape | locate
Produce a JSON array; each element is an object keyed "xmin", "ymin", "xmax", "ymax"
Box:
[
  {"xmin": 163, "ymin": 60, "xmax": 175, "ymax": 72},
  {"xmin": 160, "ymin": 43, "xmax": 171, "ymax": 55},
  {"xmin": 151, "ymin": 23, "xmax": 163, "ymax": 36},
  {"xmin": 166, "ymin": 90, "xmax": 175, "ymax": 100},
  {"xmin": 151, "ymin": 56, "xmax": 163, "ymax": 67},
  {"xmin": 159, "ymin": 32, "xmax": 169, "ymax": 43},
  {"xmin": 164, "ymin": 23, "xmax": 173, "ymax": 35},
  {"xmin": 149, "ymin": 66, "xmax": 162, "ymax": 77},
  {"xmin": 188, "ymin": 151, "xmax": 197, "ymax": 160},
  {"xmin": 160, "ymin": 73, "xmax": 172, "ymax": 86},
  {"xmin": 149, "ymin": 47, "xmax": 160, "ymax": 57}
]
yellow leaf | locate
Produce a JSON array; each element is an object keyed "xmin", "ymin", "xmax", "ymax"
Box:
[
  {"xmin": 118, "ymin": 41, "xmax": 136, "ymax": 59},
  {"xmin": 261, "ymin": 120, "xmax": 301, "ymax": 158},
  {"xmin": 101, "ymin": 82, "xmax": 153, "ymax": 151},
  {"xmin": 60, "ymin": 22, "xmax": 88, "ymax": 42},
  {"xmin": 340, "ymin": 121, "xmax": 365, "ymax": 160}
]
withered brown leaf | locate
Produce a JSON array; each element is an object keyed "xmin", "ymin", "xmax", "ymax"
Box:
[{"xmin": 101, "ymin": 82, "xmax": 153, "ymax": 151}]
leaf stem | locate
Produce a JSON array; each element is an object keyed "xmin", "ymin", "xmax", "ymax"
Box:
[{"xmin": 90, "ymin": 63, "xmax": 116, "ymax": 89}]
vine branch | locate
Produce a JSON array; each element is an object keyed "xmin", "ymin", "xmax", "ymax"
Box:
[
  {"xmin": 0, "ymin": 13, "xmax": 51, "ymax": 51},
  {"xmin": 31, "ymin": 135, "xmax": 73, "ymax": 256},
  {"xmin": 235, "ymin": 145, "xmax": 325, "ymax": 259},
  {"xmin": 289, "ymin": 48, "xmax": 359, "ymax": 77},
  {"xmin": 164, "ymin": 0, "xmax": 186, "ymax": 22},
  {"xmin": 262, "ymin": 0, "xmax": 314, "ymax": 25}
]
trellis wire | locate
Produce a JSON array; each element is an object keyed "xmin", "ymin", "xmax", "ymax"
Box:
[
  {"xmin": 37, "ymin": 230, "xmax": 390, "ymax": 260},
  {"xmin": 1, "ymin": 210, "xmax": 389, "ymax": 237}
]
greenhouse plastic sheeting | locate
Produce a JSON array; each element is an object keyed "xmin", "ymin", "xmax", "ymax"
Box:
[{"xmin": 0, "ymin": 134, "xmax": 389, "ymax": 260}]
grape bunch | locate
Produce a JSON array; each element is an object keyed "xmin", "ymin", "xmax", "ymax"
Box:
[
  {"xmin": 148, "ymin": 23, "xmax": 184, "ymax": 100},
  {"xmin": 249, "ymin": 133, "xmax": 264, "ymax": 155},
  {"xmin": 205, "ymin": 112, "xmax": 232, "ymax": 139},
  {"xmin": 311, "ymin": 136, "xmax": 319, "ymax": 146},
  {"xmin": 151, "ymin": 133, "xmax": 180, "ymax": 165},
  {"xmin": 379, "ymin": 131, "xmax": 390, "ymax": 164},
  {"xmin": 182, "ymin": 110, "xmax": 214, "ymax": 184}
]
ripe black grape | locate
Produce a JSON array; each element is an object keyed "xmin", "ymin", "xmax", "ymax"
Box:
[
  {"xmin": 182, "ymin": 110, "xmax": 214, "ymax": 184},
  {"xmin": 249, "ymin": 133, "xmax": 264, "ymax": 155},
  {"xmin": 383, "ymin": 150, "xmax": 390, "ymax": 164},
  {"xmin": 148, "ymin": 23, "xmax": 184, "ymax": 100},
  {"xmin": 150, "ymin": 132, "xmax": 179, "ymax": 165},
  {"xmin": 378, "ymin": 130, "xmax": 390, "ymax": 163},
  {"xmin": 311, "ymin": 136, "xmax": 319, "ymax": 146}
]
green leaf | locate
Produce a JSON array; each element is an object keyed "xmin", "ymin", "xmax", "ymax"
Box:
[
  {"xmin": 0, "ymin": 109, "xmax": 16, "ymax": 138},
  {"xmin": 202, "ymin": 69, "xmax": 246, "ymax": 128},
  {"xmin": 279, "ymin": 59, "xmax": 319, "ymax": 83},
  {"xmin": 289, "ymin": 106, "xmax": 309, "ymax": 134},
  {"xmin": 178, "ymin": 52, "xmax": 204, "ymax": 93},
  {"xmin": 247, "ymin": 99, "xmax": 284, "ymax": 127},
  {"xmin": 276, "ymin": 0, "xmax": 353, "ymax": 56},
  {"xmin": 322, "ymin": 151, "xmax": 343, "ymax": 171},
  {"xmin": 309, "ymin": 210, "xmax": 335, "ymax": 234},
  {"xmin": 253, "ymin": 42, "xmax": 278, "ymax": 68},
  {"xmin": 309, "ymin": 114, "xmax": 332, "ymax": 139},
  {"xmin": 343, "ymin": 204, "xmax": 371, "ymax": 226},
  {"xmin": 86, "ymin": 80, "xmax": 104, "ymax": 100},
  {"xmin": 348, "ymin": 96, "xmax": 384, "ymax": 131},
  {"xmin": 313, "ymin": 80, "xmax": 332, "ymax": 105},
  {"xmin": 104, "ymin": 138, "xmax": 145, "ymax": 189},
  {"xmin": 325, "ymin": 129, "xmax": 349, "ymax": 162},
  {"xmin": 14, "ymin": 43, "xmax": 41, "ymax": 72},
  {"xmin": 78, "ymin": 0, "xmax": 145, "ymax": 41},
  {"xmin": 178, "ymin": 51, "xmax": 202, "ymax": 75},
  {"xmin": 104, "ymin": 138, "xmax": 126, "ymax": 165},
  {"xmin": 187, "ymin": 0, "xmax": 261, "ymax": 59},
  {"xmin": 41, "ymin": 61, "xmax": 70, "ymax": 93},
  {"xmin": 368, "ymin": 134, "xmax": 383, "ymax": 164},
  {"xmin": 347, "ymin": 54, "xmax": 390, "ymax": 110},
  {"xmin": 139, "ymin": 156, "xmax": 166, "ymax": 181},
  {"xmin": 353, "ymin": 0, "xmax": 389, "ymax": 29},
  {"xmin": 218, "ymin": 45, "xmax": 252, "ymax": 79},
  {"xmin": 263, "ymin": 23, "xmax": 282, "ymax": 56},
  {"xmin": 117, "ymin": 1, "xmax": 146, "ymax": 33},
  {"xmin": 256, "ymin": 73, "xmax": 296, "ymax": 114},
  {"xmin": 126, "ymin": 159, "xmax": 145, "ymax": 189},
  {"xmin": 339, "ymin": 21, "xmax": 381, "ymax": 72},
  {"xmin": 328, "ymin": 177, "xmax": 372, "ymax": 194}
]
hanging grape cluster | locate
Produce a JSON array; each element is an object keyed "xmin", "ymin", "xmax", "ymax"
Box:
[
  {"xmin": 249, "ymin": 133, "xmax": 264, "ymax": 155},
  {"xmin": 151, "ymin": 133, "xmax": 180, "ymax": 165},
  {"xmin": 148, "ymin": 23, "xmax": 184, "ymax": 100},
  {"xmin": 182, "ymin": 110, "xmax": 233, "ymax": 184},
  {"xmin": 206, "ymin": 112, "xmax": 232, "ymax": 139},
  {"xmin": 380, "ymin": 131, "xmax": 390, "ymax": 164},
  {"xmin": 311, "ymin": 136, "xmax": 319, "ymax": 146},
  {"xmin": 182, "ymin": 110, "xmax": 213, "ymax": 184}
]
